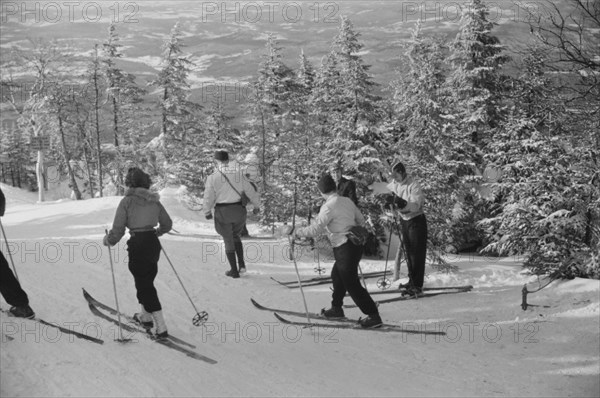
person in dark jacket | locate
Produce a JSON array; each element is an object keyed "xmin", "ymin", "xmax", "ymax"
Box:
[
  {"xmin": 0, "ymin": 187, "xmax": 35, "ymax": 319},
  {"xmin": 103, "ymin": 168, "xmax": 173, "ymax": 339},
  {"xmin": 330, "ymin": 165, "xmax": 358, "ymax": 205},
  {"xmin": 283, "ymin": 174, "xmax": 382, "ymax": 328}
]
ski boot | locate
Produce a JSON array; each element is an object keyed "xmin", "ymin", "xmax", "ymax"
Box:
[
  {"xmin": 320, "ymin": 306, "xmax": 345, "ymax": 319},
  {"xmin": 358, "ymin": 313, "xmax": 383, "ymax": 329},
  {"xmin": 9, "ymin": 305, "xmax": 35, "ymax": 319}
]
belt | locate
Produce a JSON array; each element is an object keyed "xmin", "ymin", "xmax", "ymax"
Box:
[
  {"xmin": 215, "ymin": 202, "xmax": 242, "ymax": 207},
  {"xmin": 130, "ymin": 230, "xmax": 155, "ymax": 237}
]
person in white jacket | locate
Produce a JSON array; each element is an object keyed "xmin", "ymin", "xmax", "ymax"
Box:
[
  {"xmin": 283, "ymin": 173, "xmax": 382, "ymax": 328},
  {"xmin": 385, "ymin": 161, "xmax": 428, "ymax": 295},
  {"xmin": 203, "ymin": 150, "xmax": 260, "ymax": 278}
]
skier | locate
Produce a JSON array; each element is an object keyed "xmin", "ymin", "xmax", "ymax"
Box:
[
  {"xmin": 0, "ymin": 187, "xmax": 35, "ymax": 319},
  {"xmin": 383, "ymin": 161, "xmax": 428, "ymax": 295},
  {"xmin": 283, "ymin": 173, "xmax": 382, "ymax": 328},
  {"xmin": 330, "ymin": 164, "xmax": 358, "ymax": 206},
  {"xmin": 103, "ymin": 168, "xmax": 173, "ymax": 339},
  {"xmin": 204, "ymin": 150, "xmax": 260, "ymax": 278}
]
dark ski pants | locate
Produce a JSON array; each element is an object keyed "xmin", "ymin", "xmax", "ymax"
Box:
[
  {"xmin": 214, "ymin": 204, "xmax": 247, "ymax": 271},
  {"xmin": 127, "ymin": 231, "xmax": 162, "ymax": 313},
  {"xmin": 0, "ymin": 250, "xmax": 29, "ymax": 307},
  {"xmin": 214, "ymin": 204, "xmax": 246, "ymax": 252},
  {"xmin": 331, "ymin": 241, "xmax": 378, "ymax": 316},
  {"xmin": 399, "ymin": 214, "xmax": 428, "ymax": 288}
]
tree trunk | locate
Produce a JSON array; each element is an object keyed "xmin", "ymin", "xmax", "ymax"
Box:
[
  {"xmin": 111, "ymin": 96, "xmax": 123, "ymax": 195},
  {"xmin": 58, "ymin": 114, "xmax": 82, "ymax": 200},
  {"xmin": 93, "ymin": 59, "xmax": 103, "ymax": 197}
]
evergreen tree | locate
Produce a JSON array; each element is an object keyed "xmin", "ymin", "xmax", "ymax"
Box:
[
  {"xmin": 86, "ymin": 44, "xmax": 104, "ymax": 196},
  {"xmin": 40, "ymin": 83, "xmax": 83, "ymax": 200},
  {"xmin": 446, "ymin": 0, "xmax": 508, "ymax": 150},
  {"xmin": 316, "ymin": 16, "xmax": 384, "ymax": 255},
  {"xmin": 388, "ymin": 20, "xmax": 469, "ymax": 256},
  {"xmin": 481, "ymin": 45, "xmax": 599, "ymax": 279},
  {"xmin": 102, "ymin": 23, "xmax": 146, "ymax": 194},
  {"xmin": 331, "ymin": 15, "xmax": 380, "ymax": 129},
  {"xmin": 149, "ymin": 22, "xmax": 202, "ymax": 178},
  {"xmin": 2, "ymin": 39, "xmax": 66, "ymax": 192},
  {"xmin": 248, "ymin": 33, "xmax": 296, "ymax": 229},
  {"xmin": 434, "ymin": 0, "xmax": 509, "ymax": 251}
]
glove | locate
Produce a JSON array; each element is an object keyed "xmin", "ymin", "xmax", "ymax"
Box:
[
  {"xmin": 280, "ymin": 225, "xmax": 295, "ymax": 236},
  {"xmin": 205, "ymin": 212, "xmax": 213, "ymax": 220},
  {"xmin": 154, "ymin": 228, "xmax": 164, "ymax": 237},
  {"xmin": 379, "ymin": 193, "xmax": 407, "ymax": 210},
  {"xmin": 102, "ymin": 235, "xmax": 111, "ymax": 247},
  {"xmin": 252, "ymin": 207, "xmax": 260, "ymax": 215},
  {"xmin": 393, "ymin": 196, "xmax": 408, "ymax": 209},
  {"xmin": 376, "ymin": 193, "xmax": 394, "ymax": 209}
]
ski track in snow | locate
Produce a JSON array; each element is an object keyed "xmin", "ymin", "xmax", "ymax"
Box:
[{"xmin": 0, "ymin": 184, "xmax": 598, "ymax": 397}]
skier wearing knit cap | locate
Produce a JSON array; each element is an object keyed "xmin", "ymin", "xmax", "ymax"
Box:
[{"xmin": 282, "ymin": 173, "xmax": 382, "ymax": 328}]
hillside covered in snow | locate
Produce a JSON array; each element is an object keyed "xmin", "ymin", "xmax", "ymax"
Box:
[{"xmin": 0, "ymin": 183, "xmax": 598, "ymax": 397}]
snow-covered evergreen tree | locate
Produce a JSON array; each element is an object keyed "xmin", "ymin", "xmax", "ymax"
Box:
[
  {"xmin": 440, "ymin": 0, "xmax": 509, "ymax": 251},
  {"xmin": 85, "ymin": 44, "xmax": 104, "ymax": 197},
  {"xmin": 149, "ymin": 22, "xmax": 202, "ymax": 179},
  {"xmin": 446, "ymin": 0, "xmax": 508, "ymax": 151},
  {"xmin": 102, "ymin": 24, "xmax": 146, "ymax": 194},
  {"xmin": 248, "ymin": 34, "xmax": 296, "ymax": 228},
  {"xmin": 481, "ymin": 45, "xmax": 599, "ymax": 278}
]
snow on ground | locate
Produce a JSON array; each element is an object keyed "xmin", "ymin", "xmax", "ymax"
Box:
[{"xmin": 0, "ymin": 182, "xmax": 599, "ymax": 397}]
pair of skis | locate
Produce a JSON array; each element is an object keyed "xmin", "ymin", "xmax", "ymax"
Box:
[
  {"xmin": 270, "ymin": 270, "xmax": 388, "ymax": 288},
  {"xmin": 367, "ymin": 285, "xmax": 473, "ymax": 295},
  {"xmin": 342, "ymin": 285, "xmax": 474, "ymax": 308},
  {"xmin": 251, "ymin": 299, "xmax": 446, "ymax": 335},
  {"xmin": 168, "ymin": 231, "xmax": 277, "ymax": 241},
  {"xmin": 82, "ymin": 289, "xmax": 216, "ymax": 364}
]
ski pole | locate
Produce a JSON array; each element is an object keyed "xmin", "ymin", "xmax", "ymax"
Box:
[
  {"xmin": 392, "ymin": 214, "xmax": 410, "ymax": 283},
  {"xmin": 376, "ymin": 223, "xmax": 394, "ymax": 290},
  {"xmin": 289, "ymin": 183, "xmax": 312, "ymax": 325},
  {"xmin": 313, "ymin": 239, "xmax": 326, "ymax": 275},
  {"xmin": 160, "ymin": 245, "xmax": 208, "ymax": 326},
  {"xmin": 105, "ymin": 230, "xmax": 129, "ymax": 343},
  {"xmin": 0, "ymin": 219, "xmax": 19, "ymax": 281}
]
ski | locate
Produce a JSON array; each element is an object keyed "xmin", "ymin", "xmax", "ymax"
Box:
[
  {"xmin": 366, "ymin": 285, "xmax": 474, "ymax": 296},
  {"xmin": 250, "ymin": 299, "xmax": 444, "ymax": 335},
  {"xmin": 82, "ymin": 288, "xmax": 195, "ymax": 349},
  {"xmin": 273, "ymin": 313, "xmax": 445, "ymax": 335},
  {"xmin": 343, "ymin": 287, "xmax": 474, "ymax": 308},
  {"xmin": 0, "ymin": 308, "xmax": 104, "ymax": 345},
  {"xmin": 85, "ymin": 299, "xmax": 217, "ymax": 364},
  {"xmin": 271, "ymin": 270, "xmax": 388, "ymax": 288},
  {"xmin": 168, "ymin": 231, "xmax": 278, "ymax": 240},
  {"xmin": 251, "ymin": 298, "xmax": 328, "ymax": 319}
]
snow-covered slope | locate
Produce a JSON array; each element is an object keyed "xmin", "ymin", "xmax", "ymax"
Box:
[{"xmin": 1, "ymin": 183, "xmax": 598, "ymax": 397}]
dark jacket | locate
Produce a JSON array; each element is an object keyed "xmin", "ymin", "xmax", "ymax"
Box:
[
  {"xmin": 0, "ymin": 187, "xmax": 5, "ymax": 217},
  {"xmin": 337, "ymin": 177, "xmax": 358, "ymax": 205}
]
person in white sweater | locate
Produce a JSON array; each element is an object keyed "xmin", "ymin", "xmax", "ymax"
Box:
[{"xmin": 284, "ymin": 173, "xmax": 382, "ymax": 329}]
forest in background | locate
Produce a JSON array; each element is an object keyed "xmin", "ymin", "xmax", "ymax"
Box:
[{"xmin": 1, "ymin": 0, "xmax": 598, "ymax": 279}]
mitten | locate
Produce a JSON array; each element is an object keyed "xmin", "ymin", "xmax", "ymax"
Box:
[{"xmin": 394, "ymin": 196, "xmax": 408, "ymax": 209}]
